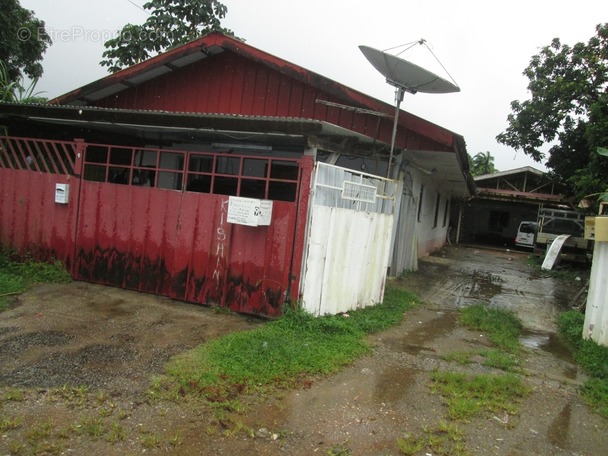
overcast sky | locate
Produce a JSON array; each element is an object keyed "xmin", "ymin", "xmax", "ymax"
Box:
[{"xmin": 18, "ymin": 0, "xmax": 608, "ymax": 172}]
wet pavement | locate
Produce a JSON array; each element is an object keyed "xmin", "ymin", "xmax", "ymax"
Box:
[
  {"xmin": 402, "ymin": 245, "xmax": 587, "ymax": 383},
  {"xmin": 226, "ymin": 245, "xmax": 603, "ymax": 456},
  {"xmin": 2, "ymin": 245, "xmax": 606, "ymax": 456},
  {"xmin": 409, "ymin": 246, "xmax": 584, "ymax": 332}
]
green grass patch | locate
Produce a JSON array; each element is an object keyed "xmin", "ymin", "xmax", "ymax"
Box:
[
  {"xmin": 481, "ymin": 349, "xmax": 521, "ymax": 372},
  {"xmin": 397, "ymin": 421, "xmax": 467, "ymax": 456},
  {"xmin": 442, "ymin": 351, "xmax": 474, "ymax": 365},
  {"xmin": 430, "ymin": 371, "xmax": 530, "ymax": 421},
  {"xmin": 157, "ymin": 286, "xmax": 418, "ymax": 402},
  {"xmin": 0, "ymin": 253, "xmax": 71, "ymax": 310},
  {"xmin": 558, "ymin": 311, "xmax": 608, "ymax": 418},
  {"xmin": 459, "ymin": 303, "xmax": 523, "ymax": 354},
  {"xmin": 442, "ymin": 349, "xmax": 521, "ymax": 372}
]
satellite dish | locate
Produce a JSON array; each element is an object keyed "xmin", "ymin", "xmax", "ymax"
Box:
[
  {"xmin": 359, "ymin": 45, "xmax": 460, "ymax": 94},
  {"xmin": 359, "ymin": 42, "xmax": 460, "ymax": 178}
]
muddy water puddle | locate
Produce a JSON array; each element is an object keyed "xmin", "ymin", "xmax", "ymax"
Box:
[
  {"xmin": 383, "ymin": 311, "xmax": 457, "ymax": 355},
  {"xmin": 520, "ymin": 329, "xmax": 579, "ymax": 380},
  {"xmin": 373, "ymin": 365, "xmax": 418, "ymax": 403},
  {"xmin": 547, "ymin": 400, "xmax": 573, "ymax": 448}
]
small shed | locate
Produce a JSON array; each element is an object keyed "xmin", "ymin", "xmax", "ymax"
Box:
[
  {"xmin": 0, "ymin": 32, "xmax": 473, "ymax": 317},
  {"xmin": 455, "ymin": 166, "xmax": 567, "ymax": 246}
]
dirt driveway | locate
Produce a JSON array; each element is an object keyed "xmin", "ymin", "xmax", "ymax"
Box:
[{"xmin": 1, "ymin": 246, "xmax": 607, "ymax": 455}]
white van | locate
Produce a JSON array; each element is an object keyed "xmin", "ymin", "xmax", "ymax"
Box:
[{"xmin": 515, "ymin": 221, "xmax": 538, "ymax": 248}]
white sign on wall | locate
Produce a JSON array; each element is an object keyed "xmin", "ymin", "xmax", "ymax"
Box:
[
  {"xmin": 258, "ymin": 200, "xmax": 273, "ymax": 226},
  {"xmin": 227, "ymin": 196, "xmax": 273, "ymax": 227}
]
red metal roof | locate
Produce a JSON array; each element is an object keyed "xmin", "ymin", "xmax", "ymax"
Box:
[{"xmin": 50, "ymin": 32, "xmax": 461, "ymax": 153}]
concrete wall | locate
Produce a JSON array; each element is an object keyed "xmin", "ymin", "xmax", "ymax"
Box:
[
  {"xmin": 414, "ymin": 169, "xmax": 452, "ymax": 258},
  {"xmin": 583, "ymin": 236, "xmax": 608, "ymax": 346}
]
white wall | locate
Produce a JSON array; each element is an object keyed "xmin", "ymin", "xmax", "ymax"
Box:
[
  {"xmin": 301, "ymin": 206, "xmax": 394, "ymax": 316},
  {"xmin": 583, "ymin": 239, "xmax": 608, "ymax": 346},
  {"xmin": 300, "ymin": 162, "xmax": 397, "ymax": 316},
  {"xmin": 413, "ymin": 169, "xmax": 451, "ymax": 258},
  {"xmin": 390, "ymin": 167, "xmax": 451, "ymax": 275}
]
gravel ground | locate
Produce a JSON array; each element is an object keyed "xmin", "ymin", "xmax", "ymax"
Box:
[{"xmin": 1, "ymin": 246, "xmax": 607, "ymax": 455}]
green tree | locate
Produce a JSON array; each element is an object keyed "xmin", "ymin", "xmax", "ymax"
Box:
[
  {"xmin": 468, "ymin": 151, "xmax": 497, "ymax": 176},
  {"xmin": 100, "ymin": 0, "xmax": 232, "ymax": 73},
  {"xmin": 496, "ymin": 23, "xmax": 608, "ymax": 201},
  {"xmin": 0, "ymin": 0, "xmax": 51, "ymax": 83},
  {"xmin": 1, "ymin": 59, "xmax": 45, "ymax": 104}
]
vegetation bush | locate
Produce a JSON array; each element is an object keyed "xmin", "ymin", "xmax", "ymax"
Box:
[
  {"xmin": 558, "ymin": 310, "xmax": 608, "ymax": 418},
  {"xmin": 0, "ymin": 253, "xmax": 71, "ymax": 310}
]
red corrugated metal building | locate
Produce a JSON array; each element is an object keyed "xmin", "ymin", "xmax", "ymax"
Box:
[{"xmin": 0, "ymin": 32, "xmax": 473, "ymax": 317}]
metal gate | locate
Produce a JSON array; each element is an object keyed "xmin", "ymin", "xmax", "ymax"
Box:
[
  {"xmin": 0, "ymin": 136, "xmax": 312, "ymax": 317},
  {"xmin": 300, "ymin": 162, "xmax": 397, "ymax": 315}
]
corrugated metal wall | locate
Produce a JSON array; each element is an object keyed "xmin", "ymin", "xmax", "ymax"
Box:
[
  {"xmin": 583, "ymin": 239, "xmax": 608, "ymax": 346},
  {"xmin": 0, "ymin": 137, "xmax": 80, "ymax": 265},
  {"xmin": 94, "ymin": 51, "xmax": 450, "ymax": 153},
  {"xmin": 390, "ymin": 186, "xmax": 419, "ymax": 273},
  {"xmin": 1, "ymin": 136, "xmax": 312, "ymax": 317},
  {"xmin": 301, "ymin": 163, "xmax": 397, "ymax": 315}
]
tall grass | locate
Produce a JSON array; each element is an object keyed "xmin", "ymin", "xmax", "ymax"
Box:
[
  {"xmin": 558, "ymin": 311, "xmax": 608, "ymax": 417},
  {"xmin": 0, "ymin": 254, "xmax": 71, "ymax": 309},
  {"xmin": 430, "ymin": 371, "xmax": 530, "ymax": 421},
  {"xmin": 159, "ymin": 286, "xmax": 418, "ymax": 400},
  {"xmin": 459, "ymin": 303, "xmax": 522, "ymax": 354}
]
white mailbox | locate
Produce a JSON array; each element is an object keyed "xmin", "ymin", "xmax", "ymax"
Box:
[{"xmin": 55, "ymin": 183, "xmax": 69, "ymax": 204}]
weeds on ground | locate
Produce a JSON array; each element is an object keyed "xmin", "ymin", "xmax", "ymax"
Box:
[
  {"xmin": 430, "ymin": 371, "xmax": 530, "ymax": 421},
  {"xmin": 558, "ymin": 311, "xmax": 608, "ymax": 418},
  {"xmin": 526, "ymin": 254, "xmax": 588, "ymax": 281},
  {"xmin": 442, "ymin": 348, "xmax": 520, "ymax": 372},
  {"xmin": 0, "ymin": 415, "xmax": 22, "ymax": 432},
  {"xmin": 326, "ymin": 441, "xmax": 352, "ymax": 455},
  {"xmin": 423, "ymin": 304, "xmax": 529, "ymax": 454},
  {"xmin": 396, "ymin": 421, "xmax": 467, "ymax": 456},
  {"xmin": 153, "ymin": 286, "xmax": 418, "ymax": 405},
  {"xmin": 459, "ymin": 303, "xmax": 522, "ymax": 354},
  {"xmin": 442, "ymin": 303, "xmax": 523, "ymax": 373},
  {"xmin": 0, "ymin": 253, "xmax": 70, "ymax": 310}
]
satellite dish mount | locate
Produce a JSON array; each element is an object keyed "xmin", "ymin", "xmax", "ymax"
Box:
[{"xmin": 359, "ymin": 40, "xmax": 459, "ymax": 178}]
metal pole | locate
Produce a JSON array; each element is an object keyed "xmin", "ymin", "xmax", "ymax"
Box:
[{"xmin": 386, "ymin": 86, "xmax": 405, "ymax": 178}]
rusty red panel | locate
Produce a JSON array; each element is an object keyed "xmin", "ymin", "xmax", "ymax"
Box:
[
  {"xmin": 1, "ymin": 136, "xmax": 312, "ymax": 318},
  {"xmin": 240, "ymin": 61, "xmax": 257, "ymax": 115},
  {"xmin": 229, "ymin": 58, "xmax": 246, "ymax": 113},
  {"xmin": 56, "ymin": 32, "xmax": 457, "ymax": 151},
  {"xmin": 73, "ymin": 183, "xmax": 302, "ymax": 316},
  {"xmin": 276, "ymin": 76, "xmax": 292, "ymax": 117},
  {"xmin": 289, "ymin": 155, "xmax": 313, "ymax": 300},
  {"xmin": 73, "ymin": 181, "xmax": 184, "ymax": 296},
  {"xmin": 225, "ymin": 201, "xmax": 298, "ymax": 317},
  {"xmin": 263, "ymin": 70, "xmax": 281, "ymax": 115},
  {"xmin": 0, "ymin": 169, "xmax": 75, "ymax": 264}
]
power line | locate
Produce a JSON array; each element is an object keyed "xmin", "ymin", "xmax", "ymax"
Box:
[{"xmin": 125, "ymin": 0, "xmax": 149, "ymax": 14}]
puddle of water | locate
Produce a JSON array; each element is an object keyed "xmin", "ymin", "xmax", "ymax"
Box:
[
  {"xmin": 384, "ymin": 311, "xmax": 457, "ymax": 355},
  {"xmin": 520, "ymin": 329, "xmax": 578, "ymax": 380},
  {"xmin": 373, "ymin": 365, "xmax": 418, "ymax": 404},
  {"xmin": 520, "ymin": 331, "xmax": 550, "ymax": 350},
  {"xmin": 547, "ymin": 401, "xmax": 572, "ymax": 447},
  {"xmin": 520, "ymin": 330, "xmax": 575, "ymax": 363}
]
